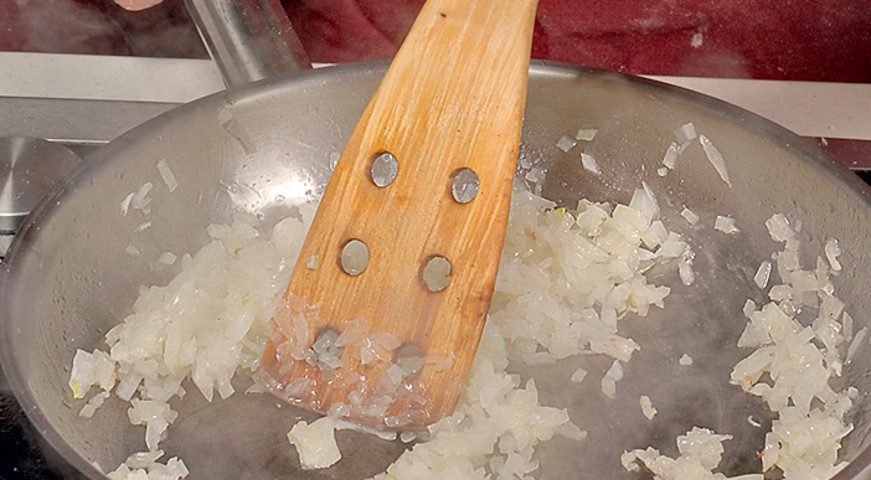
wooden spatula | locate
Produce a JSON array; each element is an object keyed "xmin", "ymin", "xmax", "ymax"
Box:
[{"xmin": 260, "ymin": 0, "xmax": 538, "ymax": 430}]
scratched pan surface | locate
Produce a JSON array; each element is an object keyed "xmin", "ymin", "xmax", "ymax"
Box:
[{"xmin": 1, "ymin": 61, "xmax": 870, "ymax": 479}]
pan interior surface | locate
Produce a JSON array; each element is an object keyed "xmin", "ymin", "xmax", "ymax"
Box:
[{"xmin": 2, "ymin": 63, "xmax": 870, "ymax": 479}]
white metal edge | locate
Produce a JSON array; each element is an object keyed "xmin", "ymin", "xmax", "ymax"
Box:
[{"xmin": 0, "ymin": 52, "xmax": 869, "ymax": 140}]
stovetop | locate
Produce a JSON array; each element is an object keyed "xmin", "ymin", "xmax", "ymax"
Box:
[
  {"xmin": 0, "ymin": 52, "xmax": 869, "ymax": 479},
  {"xmin": 0, "ymin": 391, "xmax": 84, "ymax": 479}
]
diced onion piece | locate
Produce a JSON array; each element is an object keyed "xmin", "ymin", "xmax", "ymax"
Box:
[
  {"xmin": 742, "ymin": 299, "xmax": 757, "ymax": 319},
  {"xmin": 156, "ymin": 159, "xmax": 179, "ymax": 192},
  {"xmin": 575, "ymin": 128, "xmax": 598, "ymax": 141},
  {"xmin": 287, "ymin": 417, "xmax": 342, "ymax": 470},
  {"xmin": 130, "ymin": 182, "xmax": 154, "ymax": 212},
  {"xmin": 158, "ymin": 252, "xmax": 177, "ymax": 265},
  {"xmin": 69, "ymin": 349, "xmax": 116, "ymax": 398},
  {"xmin": 680, "ymin": 207, "xmax": 699, "ymax": 225},
  {"xmin": 754, "ymin": 261, "xmax": 772, "ymax": 289},
  {"xmin": 765, "ymin": 214, "xmax": 794, "ymax": 242},
  {"xmin": 825, "ymin": 238, "xmax": 842, "ymax": 271},
  {"xmin": 641, "ymin": 182, "xmax": 659, "ymax": 215},
  {"xmin": 620, "ymin": 451, "xmax": 640, "ymax": 472},
  {"xmin": 580, "ymin": 153, "xmax": 601, "ymax": 175},
  {"xmin": 601, "ymin": 360, "xmax": 624, "ymax": 398},
  {"xmin": 555, "ymin": 135, "xmax": 577, "ymax": 153},
  {"xmin": 120, "ymin": 192, "xmax": 134, "ymax": 216},
  {"xmin": 679, "ymin": 354, "xmax": 693, "ymax": 366},
  {"xmin": 623, "ymin": 427, "xmax": 737, "ymax": 477},
  {"xmin": 699, "ymin": 135, "xmax": 732, "ymax": 187},
  {"xmin": 570, "ymin": 367, "xmax": 588, "ymax": 384},
  {"xmin": 662, "ymin": 142, "xmax": 680, "ymax": 169},
  {"xmin": 107, "ymin": 453, "xmax": 188, "ymax": 480},
  {"xmin": 79, "ymin": 391, "xmax": 110, "ymax": 418},
  {"xmin": 714, "ymin": 215, "xmax": 739, "ymax": 234},
  {"xmin": 847, "ymin": 327, "xmax": 868, "ymax": 364},
  {"xmin": 674, "ymin": 123, "xmax": 697, "ymax": 144},
  {"xmin": 639, "ymin": 395, "xmax": 657, "ymax": 419},
  {"xmin": 678, "ymin": 256, "xmax": 694, "ymax": 286}
]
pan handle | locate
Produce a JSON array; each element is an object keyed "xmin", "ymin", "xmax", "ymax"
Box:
[{"xmin": 184, "ymin": 0, "xmax": 313, "ymax": 90}]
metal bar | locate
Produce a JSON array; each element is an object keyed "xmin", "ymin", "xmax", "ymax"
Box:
[
  {"xmin": 0, "ymin": 96, "xmax": 176, "ymax": 144},
  {"xmin": 0, "ymin": 52, "xmax": 222, "ymax": 103},
  {"xmin": 184, "ymin": 0, "xmax": 312, "ymax": 89}
]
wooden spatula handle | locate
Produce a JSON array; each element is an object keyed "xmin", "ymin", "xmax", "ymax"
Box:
[{"xmin": 262, "ymin": 0, "xmax": 538, "ymax": 430}]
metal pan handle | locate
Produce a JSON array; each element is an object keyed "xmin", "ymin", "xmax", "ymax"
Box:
[{"xmin": 184, "ymin": 0, "xmax": 313, "ymax": 90}]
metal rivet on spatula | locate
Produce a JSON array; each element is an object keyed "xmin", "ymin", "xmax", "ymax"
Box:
[
  {"xmin": 451, "ymin": 168, "xmax": 479, "ymax": 204},
  {"xmin": 421, "ymin": 256, "xmax": 452, "ymax": 292},
  {"xmin": 370, "ymin": 152, "xmax": 398, "ymax": 187},
  {"xmin": 340, "ymin": 239, "xmax": 369, "ymax": 276}
]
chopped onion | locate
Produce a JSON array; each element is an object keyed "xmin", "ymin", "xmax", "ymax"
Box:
[
  {"xmin": 79, "ymin": 391, "xmax": 110, "ymax": 418},
  {"xmin": 730, "ymin": 215, "xmax": 856, "ymax": 478},
  {"xmin": 662, "ymin": 142, "xmax": 680, "ymax": 169},
  {"xmin": 765, "ymin": 214, "xmax": 794, "ymax": 242},
  {"xmin": 107, "ymin": 454, "xmax": 187, "ymax": 480},
  {"xmin": 699, "ymin": 135, "xmax": 732, "ymax": 187},
  {"xmin": 742, "ymin": 299, "xmax": 757, "ymax": 319},
  {"xmin": 678, "ymin": 255, "xmax": 695, "ymax": 286},
  {"xmin": 754, "ymin": 261, "xmax": 772, "ymax": 288},
  {"xmin": 287, "ymin": 416, "xmax": 341, "ymax": 470},
  {"xmin": 623, "ymin": 427, "xmax": 745, "ymax": 479},
  {"xmin": 158, "ymin": 252, "xmax": 177, "ymax": 265},
  {"xmin": 156, "ymin": 159, "xmax": 179, "ymax": 192},
  {"xmin": 130, "ymin": 182, "xmax": 154, "ymax": 213},
  {"xmin": 575, "ymin": 128, "xmax": 598, "ymax": 141},
  {"xmin": 825, "ymin": 238, "xmax": 842, "ymax": 271},
  {"xmin": 679, "ymin": 354, "xmax": 693, "ymax": 366},
  {"xmin": 571, "ymin": 367, "xmax": 588, "ymax": 384},
  {"xmin": 674, "ymin": 123, "xmax": 697, "ymax": 144},
  {"xmin": 846, "ymin": 327, "xmax": 868, "ymax": 365},
  {"xmin": 639, "ymin": 396, "xmax": 657, "ymax": 419},
  {"xmin": 680, "ymin": 207, "xmax": 699, "ymax": 225},
  {"xmin": 641, "ymin": 181, "xmax": 659, "ymax": 214},
  {"xmin": 714, "ymin": 215, "xmax": 739, "ymax": 234},
  {"xmin": 120, "ymin": 192, "xmax": 134, "ymax": 216},
  {"xmin": 601, "ymin": 360, "xmax": 624, "ymax": 398},
  {"xmin": 74, "ymin": 186, "xmax": 701, "ymax": 480},
  {"xmin": 580, "ymin": 153, "xmax": 601, "ymax": 175},
  {"xmin": 555, "ymin": 135, "xmax": 577, "ymax": 153}
]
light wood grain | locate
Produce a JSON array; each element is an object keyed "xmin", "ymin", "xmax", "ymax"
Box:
[{"xmin": 261, "ymin": 0, "xmax": 538, "ymax": 430}]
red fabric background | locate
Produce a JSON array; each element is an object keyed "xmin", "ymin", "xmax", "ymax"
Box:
[{"xmin": 1, "ymin": 0, "xmax": 870, "ymax": 82}]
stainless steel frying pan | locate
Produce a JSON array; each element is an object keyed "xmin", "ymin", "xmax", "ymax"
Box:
[{"xmin": 1, "ymin": 1, "xmax": 869, "ymax": 479}]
